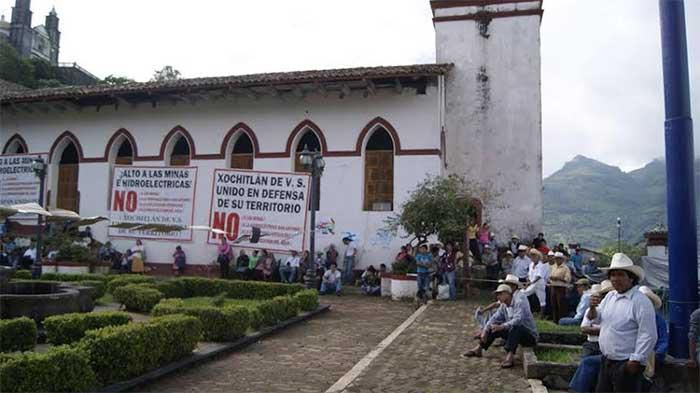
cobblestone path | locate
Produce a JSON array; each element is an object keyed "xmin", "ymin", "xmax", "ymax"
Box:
[
  {"xmin": 137, "ymin": 294, "xmax": 415, "ymax": 393},
  {"xmin": 342, "ymin": 301, "xmax": 532, "ymax": 393}
]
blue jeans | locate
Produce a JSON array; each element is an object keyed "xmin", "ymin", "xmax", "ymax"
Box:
[
  {"xmin": 558, "ymin": 317, "xmax": 583, "ymax": 326},
  {"xmin": 320, "ymin": 281, "xmax": 341, "ymax": 294},
  {"xmin": 279, "ymin": 265, "xmax": 297, "ymax": 283},
  {"xmin": 342, "ymin": 256, "xmax": 355, "ymax": 285},
  {"xmin": 417, "ymin": 272, "xmax": 430, "ymax": 297},
  {"xmin": 442, "ymin": 270, "xmax": 456, "ymax": 300},
  {"xmin": 569, "ymin": 355, "xmax": 601, "ymax": 393}
]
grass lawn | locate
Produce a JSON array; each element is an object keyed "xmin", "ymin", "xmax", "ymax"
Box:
[
  {"xmin": 535, "ymin": 319, "xmax": 581, "ymax": 334},
  {"xmin": 535, "ymin": 347, "xmax": 580, "ymax": 363},
  {"xmin": 180, "ymin": 297, "xmax": 262, "ymax": 308}
]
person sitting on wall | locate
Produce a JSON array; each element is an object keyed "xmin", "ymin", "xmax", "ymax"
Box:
[
  {"xmin": 558, "ymin": 278, "xmax": 592, "ymax": 326},
  {"xmin": 361, "ymin": 265, "xmax": 381, "ymax": 296},
  {"xmin": 20, "ymin": 243, "xmax": 36, "ymax": 270},
  {"xmin": 463, "ymin": 283, "xmax": 538, "ymax": 368},
  {"xmin": 172, "ymin": 245, "xmax": 186, "ymax": 276},
  {"xmin": 320, "ymin": 263, "xmax": 342, "ymax": 295},
  {"xmin": 234, "ymin": 249, "xmax": 250, "ymax": 279},
  {"xmin": 248, "ymin": 250, "xmax": 260, "ymax": 280},
  {"xmin": 279, "ymin": 250, "xmax": 300, "ymax": 283}
]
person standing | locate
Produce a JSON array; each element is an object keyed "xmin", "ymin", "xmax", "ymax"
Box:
[
  {"xmin": 512, "ymin": 245, "xmax": 531, "ymax": 282},
  {"xmin": 341, "ymin": 236, "xmax": 357, "ymax": 285},
  {"xmin": 131, "ymin": 239, "xmax": 146, "ymax": 274},
  {"xmin": 549, "ymin": 252, "xmax": 571, "ymax": 323},
  {"xmin": 477, "ymin": 223, "xmax": 490, "ymax": 255},
  {"xmin": 500, "ymin": 250, "xmax": 514, "ymax": 278},
  {"xmin": 482, "ymin": 245, "xmax": 499, "ymax": 283},
  {"xmin": 467, "ymin": 222, "xmax": 480, "ymax": 262},
  {"xmin": 440, "ymin": 242, "xmax": 457, "ymax": 300},
  {"xmin": 172, "ymin": 245, "xmax": 186, "ymax": 276},
  {"xmin": 415, "ymin": 244, "xmax": 432, "ymax": 302},
  {"xmin": 217, "ymin": 237, "xmax": 233, "ymax": 279},
  {"xmin": 522, "ymin": 249, "xmax": 546, "ymax": 314},
  {"xmin": 325, "ymin": 244, "xmax": 339, "ymax": 268},
  {"xmin": 508, "ymin": 235, "xmax": 521, "ymax": 255},
  {"xmin": 587, "ymin": 253, "xmax": 657, "ymax": 393},
  {"xmin": 248, "ymin": 250, "xmax": 260, "ymax": 280},
  {"xmin": 570, "ymin": 246, "xmax": 584, "ymax": 276}
]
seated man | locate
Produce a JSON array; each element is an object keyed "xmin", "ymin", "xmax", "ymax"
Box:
[
  {"xmin": 360, "ymin": 265, "xmax": 381, "ymax": 296},
  {"xmin": 463, "ymin": 283, "xmax": 538, "ymax": 368},
  {"xmin": 234, "ymin": 250, "xmax": 250, "ymax": 279},
  {"xmin": 279, "ymin": 250, "xmax": 300, "ymax": 283},
  {"xmin": 559, "ymin": 278, "xmax": 591, "ymax": 325},
  {"xmin": 320, "ymin": 263, "xmax": 342, "ymax": 295}
]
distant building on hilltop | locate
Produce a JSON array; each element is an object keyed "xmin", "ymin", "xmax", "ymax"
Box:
[{"xmin": 1, "ymin": 0, "xmax": 98, "ymax": 85}]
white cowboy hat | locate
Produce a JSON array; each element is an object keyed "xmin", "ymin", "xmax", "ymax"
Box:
[
  {"xmin": 547, "ymin": 251, "xmax": 555, "ymax": 256},
  {"xmin": 517, "ymin": 245, "xmax": 528, "ymax": 251},
  {"xmin": 506, "ymin": 250, "xmax": 513, "ymax": 256},
  {"xmin": 511, "ymin": 235, "xmax": 520, "ymax": 240},
  {"xmin": 499, "ymin": 274, "xmax": 522, "ymax": 287},
  {"xmin": 554, "ymin": 251, "xmax": 566, "ymax": 259},
  {"xmin": 602, "ymin": 253, "xmax": 645, "ymax": 282},
  {"xmin": 591, "ymin": 284, "xmax": 602, "ymax": 293},
  {"xmin": 599, "ymin": 280, "xmax": 614, "ymax": 294},
  {"xmin": 639, "ymin": 286, "xmax": 662, "ymax": 309},
  {"xmin": 494, "ymin": 284, "xmax": 512, "ymax": 294}
]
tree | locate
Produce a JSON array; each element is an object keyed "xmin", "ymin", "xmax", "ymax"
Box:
[
  {"xmin": 384, "ymin": 174, "xmax": 494, "ymax": 246},
  {"xmin": 0, "ymin": 42, "xmax": 35, "ymax": 88},
  {"xmin": 598, "ymin": 241, "xmax": 646, "ymax": 266},
  {"xmin": 102, "ymin": 74, "xmax": 135, "ymax": 85},
  {"xmin": 150, "ymin": 65, "xmax": 181, "ymax": 82}
]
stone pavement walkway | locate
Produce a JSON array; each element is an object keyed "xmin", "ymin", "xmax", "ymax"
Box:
[
  {"xmin": 136, "ymin": 294, "xmax": 416, "ymax": 393},
  {"xmin": 341, "ymin": 300, "xmax": 532, "ymax": 393}
]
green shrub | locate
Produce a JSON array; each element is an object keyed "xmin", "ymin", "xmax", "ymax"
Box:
[
  {"xmin": 39, "ymin": 272, "xmax": 110, "ymax": 283},
  {"xmin": 152, "ymin": 299, "xmax": 249, "ymax": 341},
  {"xmin": 247, "ymin": 306, "xmax": 263, "ymax": 330},
  {"xmin": 113, "ymin": 284, "xmax": 163, "ymax": 312},
  {"xmin": 107, "ymin": 275, "xmax": 156, "ymax": 293},
  {"xmin": 78, "ymin": 314, "xmax": 201, "ymax": 385},
  {"xmin": 0, "ymin": 318, "xmax": 36, "ymax": 353},
  {"xmin": 77, "ymin": 280, "xmax": 107, "ymax": 299},
  {"xmin": 292, "ymin": 289, "xmax": 319, "ymax": 312},
  {"xmin": 0, "ymin": 345, "xmax": 97, "ymax": 392},
  {"xmin": 211, "ymin": 292, "xmax": 227, "ymax": 307},
  {"xmin": 168, "ymin": 277, "xmax": 305, "ymax": 299},
  {"xmin": 44, "ymin": 311, "xmax": 132, "ymax": 345},
  {"xmin": 11, "ymin": 270, "xmax": 31, "ymax": 280},
  {"xmin": 154, "ymin": 279, "xmax": 187, "ymax": 298}
]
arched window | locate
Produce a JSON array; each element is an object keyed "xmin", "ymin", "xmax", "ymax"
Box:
[
  {"xmin": 295, "ymin": 130, "xmax": 321, "ymax": 210},
  {"xmin": 364, "ymin": 127, "xmax": 394, "ymax": 211},
  {"xmin": 169, "ymin": 136, "xmax": 191, "ymax": 166},
  {"xmin": 2, "ymin": 135, "xmax": 28, "ymax": 154},
  {"xmin": 57, "ymin": 141, "xmax": 80, "ymax": 212},
  {"xmin": 230, "ymin": 134, "xmax": 253, "ymax": 169},
  {"xmin": 115, "ymin": 139, "xmax": 134, "ymax": 165}
]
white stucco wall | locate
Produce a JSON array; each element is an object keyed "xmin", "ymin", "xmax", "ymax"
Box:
[
  {"xmin": 1, "ymin": 87, "xmax": 441, "ymax": 269},
  {"xmin": 434, "ymin": 1, "xmax": 544, "ymax": 242}
]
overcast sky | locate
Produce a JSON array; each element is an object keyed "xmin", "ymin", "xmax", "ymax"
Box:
[{"xmin": 2, "ymin": 0, "xmax": 698, "ymax": 177}]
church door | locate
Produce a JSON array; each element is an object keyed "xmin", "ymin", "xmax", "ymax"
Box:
[{"xmin": 57, "ymin": 143, "xmax": 80, "ymax": 212}]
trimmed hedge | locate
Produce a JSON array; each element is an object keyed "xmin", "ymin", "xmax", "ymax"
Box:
[
  {"xmin": 44, "ymin": 311, "xmax": 132, "ymax": 345},
  {"xmin": 0, "ymin": 345, "xmax": 97, "ymax": 392},
  {"xmin": 39, "ymin": 272, "xmax": 111, "ymax": 283},
  {"xmin": 166, "ymin": 277, "xmax": 305, "ymax": 299},
  {"xmin": 113, "ymin": 284, "xmax": 163, "ymax": 312},
  {"xmin": 0, "ymin": 318, "xmax": 37, "ymax": 353},
  {"xmin": 107, "ymin": 275, "xmax": 156, "ymax": 293},
  {"xmin": 78, "ymin": 314, "xmax": 202, "ymax": 385},
  {"xmin": 257, "ymin": 296, "xmax": 299, "ymax": 326},
  {"xmin": 292, "ymin": 289, "xmax": 320, "ymax": 312},
  {"xmin": 152, "ymin": 299, "xmax": 250, "ymax": 341},
  {"xmin": 154, "ymin": 279, "xmax": 187, "ymax": 298},
  {"xmin": 77, "ymin": 280, "xmax": 107, "ymax": 299},
  {"xmin": 11, "ymin": 270, "xmax": 32, "ymax": 280}
]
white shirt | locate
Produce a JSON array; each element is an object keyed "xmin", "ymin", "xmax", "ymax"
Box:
[
  {"xmin": 593, "ymin": 285, "xmax": 658, "ymax": 362},
  {"xmin": 286, "ymin": 255, "xmax": 300, "ymax": 268},
  {"xmin": 512, "ymin": 256, "xmax": 531, "ymax": 279},
  {"xmin": 581, "ymin": 312, "xmax": 600, "ymax": 342},
  {"xmin": 323, "ymin": 269, "xmax": 341, "ymax": 283},
  {"xmin": 23, "ymin": 248, "xmax": 37, "ymax": 261},
  {"xmin": 523, "ymin": 262, "xmax": 547, "ymax": 306},
  {"xmin": 345, "ymin": 241, "xmax": 357, "ymax": 257}
]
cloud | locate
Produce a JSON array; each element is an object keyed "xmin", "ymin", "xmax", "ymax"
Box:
[{"xmin": 2, "ymin": 0, "xmax": 698, "ymax": 177}]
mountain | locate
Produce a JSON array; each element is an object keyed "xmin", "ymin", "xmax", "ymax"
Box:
[{"xmin": 543, "ymin": 155, "xmax": 699, "ymax": 249}]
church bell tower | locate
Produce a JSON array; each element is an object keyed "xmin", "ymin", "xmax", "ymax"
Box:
[{"xmin": 9, "ymin": 0, "xmax": 33, "ymax": 58}]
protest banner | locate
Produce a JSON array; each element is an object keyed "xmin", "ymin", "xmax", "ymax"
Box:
[
  {"xmin": 0, "ymin": 153, "xmax": 48, "ymax": 207},
  {"xmin": 109, "ymin": 165, "xmax": 197, "ymax": 240},
  {"xmin": 208, "ymin": 169, "xmax": 310, "ymax": 252}
]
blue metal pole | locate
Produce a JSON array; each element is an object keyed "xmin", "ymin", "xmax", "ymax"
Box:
[{"xmin": 659, "ymin": 0, "xmax": 698, "ymax": 359}]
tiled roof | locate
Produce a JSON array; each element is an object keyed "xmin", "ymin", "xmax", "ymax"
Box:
[
  {"xmin": 0, "ymin": 79, "xmax": 29, "ymax": 95},
  {"xmin": 0, "ymin": 63, "xmax": 452, "ymax": 104}
]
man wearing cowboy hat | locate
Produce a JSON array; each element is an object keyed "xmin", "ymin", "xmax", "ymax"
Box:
[
  {"xmin": 500, "ymin": 250, "xmax": 514, "ymax": 278},
  {"xmin": 463, "ymin": 283, "xmax": 538, "ymax": 368},
  {"xmin": 587, "ymin": 253, "xmax": 657, "ymax": 393},
  {"xmin": 559, "ymin": 278, "xmax": 592, "ymax": 326},
  {"xmin": 512, "ymin": 245, "xmax": 531, "ymax": 282},
  {"xmin": 470, "ymin": 274, "xmax": 524, "ymax": 340},
  {"xmin": 508, "ymin": 235, "xmax": 521, "ymax": 255},
  {"xmin": 549, "ymin": 251, "xmax": 572, "ymax": 323}
]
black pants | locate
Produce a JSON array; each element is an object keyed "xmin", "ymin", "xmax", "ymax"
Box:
[
  {"xmin": 527, "ymin": 294, "xmax": 541, "ymax": 313},
  {"xmin": 469, "ymin": 239, "xmax": 481, "ymax": 262},
  {"xmin": 480, "ymin": 325, "xmax": 537, "ymax": 354},
  {"xmin": 596, "ymin": 357, "xmax": 643, "ymax": 393}
]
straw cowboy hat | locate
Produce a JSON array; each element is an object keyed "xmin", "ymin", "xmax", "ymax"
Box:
[
  {"xmin": 602, "ymin": 253, "xmax": 645, "ymax": 282},
  {"xmin": 506, "ymin": 250, "xmax": 513, "ymax": 256},
  {"xmin": 494, "ymin": 284, "xmax": 512, "ymax": 294},
  {"xmin": 599, "ymin": 280, "xmax": 614, "ymax": 294},
  {"xmin": 499, "ymin": 274, "xmax": 522, "ymax": 287},
  {"xmin": 591, "ymin": 284, "xmax": 602, "ymax": 293},
  {"xmin": 574, "ymin": 278, "xmax": 590, "ymax": 287},
  {"xmin": 517, "ymin": 245, "xmax": 528, "ymax": 252},
  {"xmin": 639, "ymin": 286, "xmax": 662, "ymax": 309}
]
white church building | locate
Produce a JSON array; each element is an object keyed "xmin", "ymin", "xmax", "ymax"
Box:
[{"xmin": 0, "ymin": 0, "xmax": 544, "ymax": 274}]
